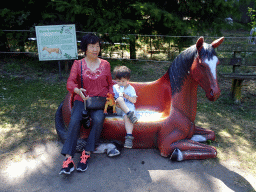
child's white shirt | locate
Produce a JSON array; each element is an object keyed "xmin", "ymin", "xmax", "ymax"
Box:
[{"xmin": 113, "ymin": 84, "xmax": 137, "ymax": 116}]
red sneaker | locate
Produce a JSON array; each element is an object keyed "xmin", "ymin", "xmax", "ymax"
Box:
[
  {"xmin": 59, "ymin": 156, "xmax": 75, "ymax": 175},
  {"xmin": 77, "ymin": 151, "xmax": 90, "ymax": 172}
]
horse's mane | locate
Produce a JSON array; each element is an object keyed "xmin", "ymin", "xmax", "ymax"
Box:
[{"xmin": 168, "ymin": 43, "xmax": 217, "ymax": 95}]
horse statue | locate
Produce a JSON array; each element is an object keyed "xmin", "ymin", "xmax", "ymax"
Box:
[{"xmin": 55, "ymin": 36, "xmax": 224, "ymax": 161}]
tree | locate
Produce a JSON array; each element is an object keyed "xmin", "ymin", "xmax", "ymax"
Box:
[
  {"xmin": 248, "ymin": 6, "xmax": 256, "ymax": 44},
  {"xmin": 48, "ymin": 0, "xmax": 235, "ymax": 58},
  {"xmin": 0, "ymin": 0, "xmax": 57, "ymax": 51},
  {"xmin": 237, "ymin": 0, "xmax": 256, "ymax": 24},
  {"xmin": 1, "ymin": 0, "xmax": 236, "ymax": 56},
  {"xmin": 248, "ymin": 7, "xmax": 256, "ymax": 28}
]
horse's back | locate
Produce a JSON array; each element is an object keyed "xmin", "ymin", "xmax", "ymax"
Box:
[
  {"xmin": 102, "ymin": 73, "xmax": 172, "ymax": 148},
  {"xmin": 131, "ymin": 72, "xmax": 171, "ymax": 113}
]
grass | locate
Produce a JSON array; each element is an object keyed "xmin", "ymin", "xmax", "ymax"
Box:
[
  {"xmin": 0, "ymin": 55, "xmax": 66, "ymax": 159},
  {"xmin": 196, "ymin": 79, "xmax": 256, "ymax": 173},
  {"xmin": 0, "ymin": 42, "xmax": 256, "ymax": 176},
  {"xmin": 109, "ymin": 59, "xmax": 170, "ymax": 81},
  {"xmin": 0, "ymin": 75, "xmax": 66, "ymax": 155}
]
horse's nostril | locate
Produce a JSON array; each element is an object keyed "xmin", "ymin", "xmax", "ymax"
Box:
[{"xmin": 210, "ymin": 90, "xmax": 214, "ymax": 97}]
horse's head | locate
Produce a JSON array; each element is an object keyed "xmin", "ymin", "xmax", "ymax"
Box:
[{"xmin": 190, "ymin": 37, "xmax": 224, "ymax": 101}]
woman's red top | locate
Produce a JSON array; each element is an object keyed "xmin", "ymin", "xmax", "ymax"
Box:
[{"xmin": 67, "ymin": 58, "xmax": 114, "ymax": 102}]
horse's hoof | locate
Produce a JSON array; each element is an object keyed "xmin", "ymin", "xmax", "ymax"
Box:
[
  {"xmin": 170, "ymin": 148, "xmax": 183, "ymax": 162},
  {"xmin": 191, "ymin": 135, "xmax": 207, "ymax": 142},
  {"xmin": 107, "ymin": 148, "xmax": 120, "ymax": 157},
  {"xmin": 111, "ymin": 140, "xmax": 123, "ymax": 152}
]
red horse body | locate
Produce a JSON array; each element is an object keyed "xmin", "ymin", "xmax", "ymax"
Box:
[{"xmin": 58, "ymin": 37, "xmax": 224, "ymax": 161}]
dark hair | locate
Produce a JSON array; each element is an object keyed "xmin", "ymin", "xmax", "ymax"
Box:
[
  {"xmin": 113, "ymin": 66, "xmax": 131, "ymax": 80},
  {"xmin": 80, "ymin": 33, "xmax": 101, "ymax": 53}
]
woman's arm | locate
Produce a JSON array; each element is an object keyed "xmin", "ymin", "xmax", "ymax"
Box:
[
  {"xmin": 67, "ymin": 60, "xmax": 79, "ymax": 94},
  {"xmin": 66, "ymin": 60, "xmax": 89, "ymax": 101}
]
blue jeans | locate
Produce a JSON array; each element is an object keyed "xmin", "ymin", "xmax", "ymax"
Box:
[{"xmin": 61, "ymin": 100, "xmax": 105, "ymax": 157}]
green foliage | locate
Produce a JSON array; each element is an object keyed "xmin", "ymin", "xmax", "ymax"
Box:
[
  {"xmin": 48, "ymin": 0, "xmax": 236, "ymax": 37},
  {"xmin": 248, "ymin": 7, "xmax": 256, "ymax": 28},
  {"xmin": 0, "ymin": 8, "xmax": 30, "ymax": 28},
  {"xmin": 0, "ymin": 0, "xmax": 238, "ymax": 55},
  {"xmin": 0, "ymin": 0, "xmax": 238, "ymax": 35}
]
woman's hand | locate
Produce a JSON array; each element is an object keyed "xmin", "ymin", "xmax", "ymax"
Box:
[{"xmin": 74, "ymin": 88, "xmax": 89, "ymax": 101}]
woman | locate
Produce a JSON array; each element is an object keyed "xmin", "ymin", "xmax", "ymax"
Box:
[{"xmin": 59, "ymin": 33, "xmax": 113, "ymax": 175}]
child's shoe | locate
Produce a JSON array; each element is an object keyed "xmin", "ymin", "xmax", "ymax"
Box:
[
  {"xmin": 127, "ymin": 111, "xmax": 138, "ymax": 124},
  {"xmin": 124, "ymin": 135, "xmax": 134, "ymax": 148},
  {"xmin": 77, "ymin": 150, "xmax": 90, "ymax": 172},
  {"xmin": 59, "ymin": 156, "xmax": 75, "ymax": 175}
]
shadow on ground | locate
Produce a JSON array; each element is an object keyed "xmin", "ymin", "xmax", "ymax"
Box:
[{"xmin": 1, "ymin": 141, "xmax": 255, "ymax": 192}]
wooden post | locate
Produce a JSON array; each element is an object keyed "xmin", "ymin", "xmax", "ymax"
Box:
[
  {"xmin": 230, "ymin": 51, "xmax": 243, "ymax": 104},
  {"xmin": 130, "ymin": 36, "xmax": 136, "ymax": 60},
  {"xmin": 58, "ymin": 60, "xmax": 62, "ymax": 80},
  {"xmin": 150, "ymin": 36, "xmax": 152, "ymax": 59},
  {"xmin": 168, "ymin": 41, "xmax": 171, "ymax": 60},
  {"xmin": 65, "ymin": 60, "xmax": 69, "ymax": 73},
  {"xmin": 231, "ymin": 79, "xmax": 243, "ymax": 104}
]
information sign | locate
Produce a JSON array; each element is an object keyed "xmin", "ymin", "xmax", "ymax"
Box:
[{"xmin": 35, "ymin": 25, "xmax": 78, "ymax": 61}]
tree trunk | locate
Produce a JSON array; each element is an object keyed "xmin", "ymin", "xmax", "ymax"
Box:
[
  {"xmin": 129, "ymin": 36, "xmax": 136, "ymax": 60},
  {"xmin": 0, "ymin": 33, "xmax": 10, "ymax": 52}
]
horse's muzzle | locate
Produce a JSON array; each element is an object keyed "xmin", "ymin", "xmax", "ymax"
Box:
[{"xmin": 207, "ymin": 88, "xmax": 221, "ymax": 101}]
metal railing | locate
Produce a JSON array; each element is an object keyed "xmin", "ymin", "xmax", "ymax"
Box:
[{"xmin": 1, "ymin": 29, "xmax": 254, "ymax": 62}]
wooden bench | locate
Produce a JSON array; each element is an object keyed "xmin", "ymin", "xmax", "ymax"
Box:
[{"xmin": 216, "ymin": 44, "xmax": 256, "ymax": 103}]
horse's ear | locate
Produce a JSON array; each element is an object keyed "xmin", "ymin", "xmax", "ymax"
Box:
[
  {"xmin": 211, "ymin": 37, "xmax": 224, "ymax": 48},
  {"xmin": 196, "ymin": 37, "xmax": 204, "ymax": 51}
]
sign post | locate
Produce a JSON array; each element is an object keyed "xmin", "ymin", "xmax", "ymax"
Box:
[{"xmin": 35, "ymin": 24, "xmax": 78, "ymax": 79}]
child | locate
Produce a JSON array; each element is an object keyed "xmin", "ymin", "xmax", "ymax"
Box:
[{"xmin": 113, "ymin": 66, "xmax": 138, "ymax": 148}]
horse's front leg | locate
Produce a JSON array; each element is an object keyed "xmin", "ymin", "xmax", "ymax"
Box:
[
  {"xmin": 170, "ymin": 140, "xmax": 217, "ymax": 161},
  {"xmin": 190, "ymin": 126, "xmax": 216, "ymax": 142},
  {"xmin": 158, "ymin": 130, "xmax": 185, "ymax": 157},
  {"xmin": 158, "ymin": 108, "xmax": 194, "ymax": 157}
]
